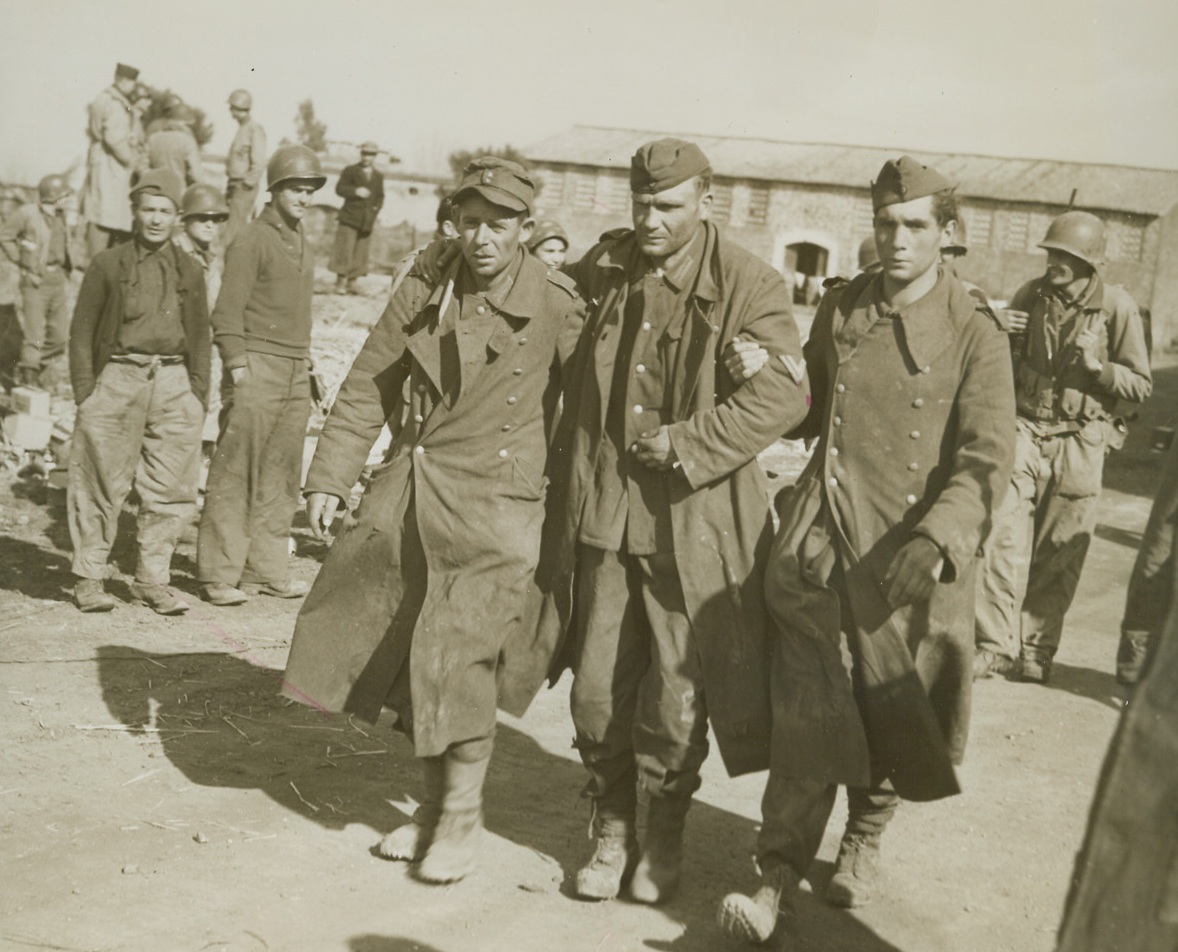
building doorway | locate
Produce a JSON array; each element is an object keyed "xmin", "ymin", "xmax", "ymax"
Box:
[{"xmin": 785, "ymin": 241, "xmax": 829, "ymax": 305}]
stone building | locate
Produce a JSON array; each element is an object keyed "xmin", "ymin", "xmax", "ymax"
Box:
[{"xmin": 525, "ymin": 126, "xmax": 1178, "ymax": 345}]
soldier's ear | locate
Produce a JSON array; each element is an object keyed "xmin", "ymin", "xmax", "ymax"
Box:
[{"xmin": 518, "ymin": 216, "xmax": 536, "ymax": 245}]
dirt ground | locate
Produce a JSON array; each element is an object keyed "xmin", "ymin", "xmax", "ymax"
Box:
[{"xmin": 0, "ymin": 279, "xmax": 1170, "ymax": 952}]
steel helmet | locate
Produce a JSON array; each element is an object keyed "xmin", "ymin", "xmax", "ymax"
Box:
[
  {"xmin": 227, "ymin": 88, "xmax": 252, "ymax": 110},
  {"xmin": 857, "ymin": 236, "xmax": 880, "ymax": 271},
  {"xmin": 942, "ymin": 215, "xmax": 968, "ymax": 256},
  {"xmin": 266, "ymin": 144, "xmax": 327, "ymax": 192},
  {"xmin": 181, "ymin": 183, "xmax": 229, "ymax": 220},
  {"xmin": 1039, "ymin": 211, "xmax": 1105, "ymax": 269},
  {"xmin": 38, "ymin": 174, "xmax": 71, "ymax": 204}
]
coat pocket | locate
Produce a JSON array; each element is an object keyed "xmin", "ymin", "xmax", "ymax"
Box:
[{"xmin": 1057, "ymin": 421, "xmax": 1109, "ymax": 498}]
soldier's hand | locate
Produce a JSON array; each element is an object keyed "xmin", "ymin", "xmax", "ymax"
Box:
[
  {"xmin": 633, "ymin": 426, "xmax": 678, "ymax": 470},
  {"xmin": 723, "ymin": 337, "xmax": 769, "ymax": 383},
  {"xmin": 354, "ymin": 186, "xmax": 371, "ymax": 199},
  {"xmin": 883, "ymin": 536, "xmax": 944, "ymax": 608},
  {"xmin": 230, "ymin": 366, "xmax": 248, "ymax": 386},
  {"xmin": 1074, "ymin": 328, "xmax": 1103, "ymax": 372},
  {"xmin": 306, "ymin": 492, "xmax": 341, "ymax": 542},
  {"xmin": 999, "ymin": 308, "xmax": 1029, "ymax": 334},
  {"xmin": 409, "ymin": 239, "xmax": 460, "ymax": 284}
]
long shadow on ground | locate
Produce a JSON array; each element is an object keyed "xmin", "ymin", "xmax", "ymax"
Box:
[{"xmin": 96, "ymin": 645, "xmax": 903, "ymax": 952}]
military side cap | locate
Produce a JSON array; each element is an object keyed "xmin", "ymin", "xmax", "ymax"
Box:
[
  {"xmin": 630, "ymin": 138, "xmax": 711, "ymax": 194},
  {"xmin": 115, "ymin": 63, "xmax": 139, "ymax": 81},
  {"xmin": 528, "ymin": 219, "xmax": 569, "ymax": 251},
  {"xmin": 130, "ymin": 168, "xmax": 183, "ymax": 209},
  {"xmin": 359, "ymin": 140, "xmax": 380, "ymax": 155},
  {"xmin": 871, "ymin": 155, "xmax": 954, "ymax": 211},
  {"xmin": 452, "ymin": 156, "xmax": 534, "ymax": 214}
]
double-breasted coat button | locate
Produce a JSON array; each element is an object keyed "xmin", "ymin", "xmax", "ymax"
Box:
[
  {"xmin": 642, "ymin": 321, "xmax": 652, "ymax": 331},
  {"xmin": 829, "ymin": 476, "xmax": 839, "ymax": 487},
  {"xmin": 507, "ymin": 396, "xmax": 517, "ymax": 405},
  {"xmin": 636, "ymin": 363, "xmax": 646, "ymax": 374},
  {"xmin": 833, "ymin": 415, "xmax": 842, "ymax": 426},
  {"xmin": 476, "ymin": 305, "xmax": 487, "ymax": 314},
  {"xmin": 501, "ymin": 424, "xmax": 511, "ymax": 431},
  {"xmin": 907, "ymin": 461, "xmax": 919, "ymax": 471},
  {"xmin": 830, "ymin": 447, "xmax": 839, "ymax": 457},
  {"xmin": 513, "ymin": 368, "xmax": 523, "ymax": 375},
  {"xmin": 910, "ymin": 430, "xmax": 921, "ymax": 439},
  {"xmin": 497, "ymin": 449, "xmax": 508, "ymax": 459},
  {"xmin": 414, "ymin": 414, "xmax": 424, "ymax": 423},
  {"xmin": 633, "ymin": 404, "xmax": 644, "ymax": 414},
  {"xmin": 414, "ymin": 445, "xmax": 424, "ymax": 455},
  {"xmin": 905, "ymin": 493, "xmax": 918, "ymax": 505},
  {"xmin": 921, "ymin": 365, "xmax": 931, "ymax": 374},
  {"xmin": 836, "ymin": 383, "xmax": 846, "ymax": 393},
  {"xmin": 912, "ymin": 397, "xmax": 924, "ymax": 408},
  {"xmin": 518, "ymin": 337, "xmax": 527, "ymax": 345}
]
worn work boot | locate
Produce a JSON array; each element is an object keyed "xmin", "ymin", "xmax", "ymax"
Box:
[
  {"xmin": 1115, "ymin": 631, "xmax": 1152, "ymax": 686},
  {"xmin": 240, "ymin": 579, "xmax": 309, "ymax": 599},
  {"xmin": 718, "ymin": 862, "xmax": 801, "ymax": 945},
  {"xmin": 416, "ymin": 737, "xmax": 492, "ymax": 884},
  {"xmin": 201, "ymin": 582, "xmax": 249, "ymax": 607},
  {"xmin": 379, "ymin": 756, "xmax": 444, "ymax": 862},
  {"xmin": 74, "ymin": 578, "xmax": 116, "ymax": 613},
  {"xmin": 825, "ymin": 832, "xmax": 882, "ymax": 908},
  {"xmin": 972, "ymin": 648, "xmax": 1017, "ymax": 680},
  {"xmin": 1017, "ymin": 653, "xmax": 1052, "ymax": 685},
  {"xmin": 629, "ymin": 795, "xmax": 690, "ymax": 904},
  {"xmin": 129, "ymin": 580, "xmax": 189, "ymax": 616},
  {"xmin": 574, "ymin": 815, "xmax": 639, "ymax": 900}
]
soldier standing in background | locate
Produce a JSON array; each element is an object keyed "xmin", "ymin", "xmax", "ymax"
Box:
[
  {"xmin": 81, "ymin": 63, "xmax": 146, "ymax": 259},
  {"xmin": 0, "ymin": 174, "xmax": 74, "ymax": 388},
  {"xmin": 527, "ymin": 219, "xmax": 570, "ymax": 269},
  {"xmin": 146, "ymin": 98, "xmax": 205, "ymax": 188},
  {"xmin": 196, "ymin": 145, "xmax": 324, "ymax": 607},
  {"xmin": 974, "ymin": 211, "xmax": 1152, "ymax": 683},
  {"xmin": 67, "ymin": 169, "xmax": 209, "ymax": 615},
  {"xmin": 719, "ymin": 157, "xmax": 1015, "ymax": 948},
  {"xmin": 223, "ymin": 89, "xmax": 267, "ymax": 248},
  {"xmin": 330, "ymin": 141, "xmax": 384, "ymax": 295}
]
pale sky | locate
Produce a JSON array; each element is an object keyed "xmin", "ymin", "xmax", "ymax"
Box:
[{"xmin": 2, "ymin": 0, "xmax": 1176, "ymax": 185}]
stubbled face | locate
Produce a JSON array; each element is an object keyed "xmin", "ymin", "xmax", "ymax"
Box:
[
  {"xmin": 184, "ymin": 215, "xmax": 224, "ymax": 248},
  {"xmin": 272, "ymin": 184, "xmax": 316, "ymax": 224},
  {"xmin": 532, "ymin": 237, "xmax": 567, "ymax": 269},
  {"xmin": 134, "ymin": 193, "xmax": 178, "ymax": 246},
  {"xmin": 454, "ymin": 194, "xmax": 533, "ymax": 281},
  {"xmin": 1045, "ymin": 249, "xmax": 1091, "ymax": 289},
  {"xmin": 874, "ymin": 195, "xmax": 952, "ymax": 285},
  {"xmin": 631, "ymin": 176, "xmax": 710, "ymax": 261}
]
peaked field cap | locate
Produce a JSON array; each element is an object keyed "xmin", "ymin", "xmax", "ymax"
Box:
[
  {"xmin": 115, "ymin": 63, "xmax": 139, "ymax": 81},
  {"xmin": 631, "ymin": 138, "xmax": 711, "ymax": 194},
  {"xmin": 130, "ymin": 169, "xmax": 183, "ymax": 209},
  {"xmin": 359, "ymin": 140, "xmax": 380, "ymax": 154},
  {"xmin": 452, "ymin": 156, "xmax": 535, "ymax": 214},
  {"xmin": 871, "ymin": 155, "xmax": 955, "ymax": 212}
]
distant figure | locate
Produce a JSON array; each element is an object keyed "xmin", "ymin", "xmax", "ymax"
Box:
[
  {"xmin": 939, "ymin": 215, "xmax": 990, "ymax": 306},
  {"xmin": 330, "ymin": 141, "xmax": 385, "ymax": 295},
  {"xmin": 146, "ymin": 99, "xmax": 204, "ymax": 187},
  {"xmin": 527, "ymin": 219, "xmax": 569, "ymax": 269},
  {"xmin": 223, "ymin": 89, "xmax": 267, "ymax": 248},
  {"xmin": 81, "ymin": 63, "xmax": 147, "ymax": 258},
  {"xmin": 173, "ymin": 184, "xmax": 229, "ymax": 311},
  {"xmin": 68, "ymin": 169, "xmax": 209, "ymax": 615},
  {"xmin": 857, "ymin": 235, "xmax": 881, "ymax": 274},
  {"xmin": 197, "ymin": 145, "xmax": 325, "ymax": 608}
]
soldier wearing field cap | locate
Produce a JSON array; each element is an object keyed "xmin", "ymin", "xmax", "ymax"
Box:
[
  {"xmin": 974, "ymin": 210, "xmax": 1151, "ymax": 683},
  {"xmin": 81, "ymin": 63, "xmax": 147, "ymax": 259},
  {"xmin": 196, "ymin": 145, "xmax": 325, "ymax": 607},
  {"xmin": 718, "ymin": 156, "xmax": 1015, "ymax": 948},
  {"xmin": 68, "ymin": 168, "xmax": 210, "ymax": 615},
  {"xmin": 532, "ymin": 138, "xmax": 810, "ymax": 906},
  {"xmin": 223, "ymin": 89, "xmax": 267, "ymax": 247},
  {"xmin": 330, "ymin": 141, "xmax": 385, "ymax": 295},
  {"xmin": 0, "ymin": 174, "xmax": 74, "ymax": 387},
  {"xmin": 282, "ymin": 156, "xmax": 585, "ymax": 885}
]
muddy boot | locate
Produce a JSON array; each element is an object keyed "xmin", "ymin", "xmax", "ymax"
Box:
[
  {"xmin": 416, "ymin": 736, "xmax": 492, "ymax": 884},
  {"xmin": 825, "ymin": 832, "xmax": 882, "ymax": 908},
  {"xmin": 75, "ymin": 577, "xmax": 116, "ymax": 613},
  {"xmin": 379, "ymin": 755, "xmax": 443, "ymax": 862},
  {"xmin": 574, "ymin": 810, "xmax": 639, "ymax": 900},
  {"xmin": 718, "ymin": 862, "xmax": 800, "ymax": 945},
  {"xmin": 629, "ymin": 795, "xmax": 690, "ymax": 904}
]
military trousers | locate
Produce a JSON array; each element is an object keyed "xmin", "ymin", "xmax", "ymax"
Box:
[
  {"xmin": 328, "ymin": 223, "xmax": 372, "ymax": 280},
  {"xmin": 569, "ymin": 544, "xmax": 709, "ymax": 815},
  {"xmin": 19, "ymin": 271, "xmax": 69, "ymax": 371},
  {"xmin": 68, "ymin": 359, "xmax": 204, "ymax": 583},
  {"xmin": 1117, "ymin": 436, "xmax": 1178, "ymax": 682},
  {"xmin": 197, "ymin": 352, "xmax": 309, "ymax": 587},
  {"xmin": 976, "ymin": 421, "xmax": 1107, "ymax": 662},
  {"xmin": 223, "ymin": 180, "xmax": 258, "ymax": 249}
]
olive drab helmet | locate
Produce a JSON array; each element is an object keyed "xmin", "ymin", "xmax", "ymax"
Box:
[
  {"xmin": 1038, "ymin": 211, "xmax": 1106, "ymax": 269},
  {"xmin": 181, "ymin": 183, "xmax": 229, "ymax": 220},
  {"xmin": 227, "ymin": 88, "xmax": 253, "ymax": 110},
  {"xmin": 858, "ymin": 236, "xmax": 880, "ymax": 271},
  {"xmin": 266, "ymin": 144, "xmax": 327, "ymax": 192},
  {"xmin": 38, "ymin": 174, "xmax": 71, "ymax": 204}
]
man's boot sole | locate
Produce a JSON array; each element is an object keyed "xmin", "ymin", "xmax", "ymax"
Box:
[{"xmin": 717, "ymin": 893, "xmax": 777, "ymax": 943}]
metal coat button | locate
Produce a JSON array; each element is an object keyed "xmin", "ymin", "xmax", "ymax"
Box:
[
  {"xmin": 829, "ymin": 447, "xmax": 839, "ymax": 457},
  {"xmin": 912, "ymin": 397, "xmax": 924, "ymax": 408},
  {"xmin": 413, "ymin": 414, "xmax": 424, "ymax": 424},
  {"xmin": 513, "ymin": 368, "xmax": 523, "ymax": 376},
  {"xmin": 907, "ymin": 462, "xmax": 919, "ymax": 471},
  {"xmin": 476, "ymin": 305, "xmax": 487, "ymax": 315},
  {"xmin": 836, "ymin": 383, "xmax": 846, "ymax": 393},
  {"xmin": 909, "ymin": 430, "xmax": 920, "ymax": 439},
  {"xmin": 507, "ymin": 396, "xmax": 518, "ymax": 405},
  {"xmin": 414, "ymin": 446, "xmax": 424, "ymax": 455},
  {"xmin": 497, "ymin": 449, "xmax": 508, "ymax": 459},
  {"xmin": 833, "ymin": 415, "xmax": 842, "ymax": 426},
  {"xmin": 921, "ymin": 365, "xmax": 931, "ymax": 375},
  {"xmin": 636, "ymin": 363, "xmax": 646, "ymax": 374},
  {"xmin": 642, "ymin": 322, "xmax": 652, "ymax": 331},
  {"xmin": 501, "ymin": 424, "xmax": 511, "ymax": 431},
  {"xmin": 905, "ymin": 493, "xmax": 918, "ymax": 505},
  {"xmin": 633, "ymin": 404, "xmax": 644, "ymax": 414},
  {"xmin": 829, "ymin": 476, "xmax": 839, "ymax": 488}
]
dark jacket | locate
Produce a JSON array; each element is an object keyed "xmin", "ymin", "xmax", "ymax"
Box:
[
  {"xmin": 536, "ymin": 222, "xmax": 810, "ymax": 778},
  {"xmin": 335, "ymin": 162, "xmax": 384, "ymax": 236},
  {"xmin": 282, "ymin": 251, "xmax": 585, "ymax": 755},
  {"xmin": 69, "ymin": 238, "xmax": 210, "ymax": 406}
]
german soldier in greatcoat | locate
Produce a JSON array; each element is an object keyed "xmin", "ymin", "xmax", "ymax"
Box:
[
  {"xmin": 718, "ymin": 157, "xmax": 1015, "ymax": 948},
  {"xmin": 281, "ymin": 158, "xmax": 584, "ymax": 884}
]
